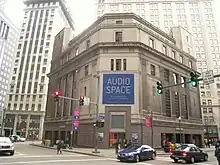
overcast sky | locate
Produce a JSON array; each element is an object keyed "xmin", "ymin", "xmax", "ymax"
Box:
[{"xmin": 3, "ymin": 0, "xmax": 220, "ymax": 35}]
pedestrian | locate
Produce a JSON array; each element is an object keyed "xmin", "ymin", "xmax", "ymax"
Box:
[
  {"xmin": 57, "ymin": 140, "xmax": 63, "ymax": 154},
  {"xmin": 215, "ymin": 141, "xmax": 220, "ymax": 165},
  {"xmin": 65, "ymin": 137, "xmax": 69, "ymax": 149},
  {"xmin": 115, "ymin": 140, "xmax": 120, "ymax": 154},
  {"xmin": 216, "ymin": 139, "xmax": 220, "ymax": 148},
  {"xmin": 127, "ymin": 140, "xmax": 132, "ymax": 148},
  {"xmin": 123, "ymin": 139, "xmax": 127, "ymax": 148}
]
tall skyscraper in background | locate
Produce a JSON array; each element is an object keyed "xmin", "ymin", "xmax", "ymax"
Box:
[
  {"xmin": 0, "ymin": 10, "xmax": 19, "ymax": 134},
  {"xmin": 96, "ymin": 0, "xmax": 220, "ymax": 137},
  {"xmin": 4, "ymin": 0, "xmax": 74, "ymax": 139}
]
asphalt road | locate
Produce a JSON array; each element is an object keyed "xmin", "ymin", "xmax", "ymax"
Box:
[{"xmin": 0, "ymin": 142, "xmax": 218, "ymax": 165}]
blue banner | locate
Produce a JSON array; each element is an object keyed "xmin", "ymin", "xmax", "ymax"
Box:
[{"xmin": 102, "ymin": 74, "xmax": 134, "ymax": 104}]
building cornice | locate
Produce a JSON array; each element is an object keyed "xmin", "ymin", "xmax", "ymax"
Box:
[
  {"xmin": 48, "ymin": 42, "xmax": 195, "ymax": 79},
  {"xmin": 68, "ymin": 13, "xmax": 175, "ymax": 46}
]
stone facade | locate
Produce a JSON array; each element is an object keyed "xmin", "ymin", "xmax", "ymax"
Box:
[{"xmin": 44, "ymin": 13, "xmax": 204, "ymax": 148}]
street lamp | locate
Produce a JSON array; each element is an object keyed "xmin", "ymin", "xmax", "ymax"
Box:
[
  {"xmin": 92, "ymin": 74, "xmax": 100, "ymax": 153},
  {"xmin": 178, "ymin": 116, "xmax": 182, "ymax": 144}
]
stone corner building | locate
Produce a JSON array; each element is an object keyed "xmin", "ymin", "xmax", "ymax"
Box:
[{"xmin": 44, "ymin": 13, "xmax": 203, "ymax": 148}]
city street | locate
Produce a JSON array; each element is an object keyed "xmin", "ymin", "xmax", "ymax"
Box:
[{"xmin": 0, "ymin": 142, "xmax": 217, "ymax": 165}]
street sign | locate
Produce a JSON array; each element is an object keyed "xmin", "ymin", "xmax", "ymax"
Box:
[
  {"xmin": 72, "ymin": 109, "xmax": 80, "ymax": 130},
  {"xmin": 202, "ymin": 70, "xmax": 214, "ymax": 85},
  {"xmin": 97, "ymin": 115, "xmax": 104, "ymax": 119},
  {"xmin": 84, "ymin": 97, "xmax": 90, "ymax": 105}
]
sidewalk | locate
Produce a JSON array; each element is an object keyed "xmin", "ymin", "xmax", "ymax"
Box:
[{"xmin": 29, "ymin": 142, "xmax": 215, "ymax": 158}]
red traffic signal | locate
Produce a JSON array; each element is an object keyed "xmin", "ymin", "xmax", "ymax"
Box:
[
  {"xmin": 79, "ymin": 96, "xmax": 84, "ymax": 106},
  {"xmin": 53, "ymin": 89, "xmax": 61, "ymax": 101}
]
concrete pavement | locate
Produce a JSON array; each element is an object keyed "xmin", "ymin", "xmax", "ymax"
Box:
[{"xmin": 0, "ymin": 142, "xmax": 217, "ymax": 165}]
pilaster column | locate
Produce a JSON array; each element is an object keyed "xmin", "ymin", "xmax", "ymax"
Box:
[
  {"xmin": 13, "ymin": 114, "xmax": 18, "ymax": 135},
  {"xmin": 25, "ymin": 114, "xmax": 31, "ymax": 138},
  {"xmin": 39, "ymin": 114, "xmax": 45, "ymax": 140}
]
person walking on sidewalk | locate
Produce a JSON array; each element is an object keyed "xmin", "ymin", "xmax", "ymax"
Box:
[
  {"xmin": 57, "ymin": 140, "xmax": 64, "ymax": 154},
  {"xmin": 215, "ymin": 141, "xmax": 220, "ymax": 165}
]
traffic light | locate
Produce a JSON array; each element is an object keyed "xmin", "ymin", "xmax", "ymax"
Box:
[
  {"xmin": 79, "ymin": 96, "xmax": 84, "ymax": 106},
  {"xmin": 156, "ymin": 81, "xmax": 163, "ymax": 94},
  {"xmin": 95, "ymin": 120, "xmax": 104, "ymax": 128},
  {"xmin": 53, "ymin": 89, "xmax": 61, "ymax": 101},
  {"xmin": 99, "ymin": 122, "xmax": 104, "ymax": 128},
  {"xmin": 190, "ymin": 72, "xmax": 199, "ymax": 87}
]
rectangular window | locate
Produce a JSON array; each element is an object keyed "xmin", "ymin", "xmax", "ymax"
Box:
[
  {"xmin": 84, "ymin": 86, "xmax": 87, "ymax": 96},
  {"xmin": 164, "ymin": 69, "xmax": 169, "ymax": 81},
  {"xmin": 111, "ymin": 59, "xmax": 114, "ymax": 70},
  {"xmin": 123, "ymin": 59, "xmax": 127, "ymax": 70},
  {"xmin": 150, "ymin": 64, "xmax": 156, "ymax": 76},
  {"xmin": 116, "ymin": 59, "xmax": 121, "ymax": 70},
  {"xmin": 86, "ymin": 40, "xmax": 90, "ymax": 48},
  {"xmin": 38, "ymin": 104, "xmax": 41, "ymax": 111},
  {"xmin": 162, "ymin": 45, "xmax": 167, "ymax": 55},
  {"xmin": 115, "ymin": 32, "xmax": 122, "ymax": 42},
  {"xmin": 179, "ymin": 55, "xmax": 183, "ymax": 63},
  {"xmin": 189, "ymin": 61, "xmax": 192, "ymax": 68},
  {"xmin": 75, "ymin": 47, "xmax": 79, "ymax": 56},
  {"xmin": 149, "ymin": 38, "xmax": 154, "ymax": 48},
  {"xmin": 85, "ymin": 65, "xmax": 89, "ymax": 76}
]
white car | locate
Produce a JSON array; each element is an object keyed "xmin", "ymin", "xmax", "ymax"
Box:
[
  {"xmin": 9, "ymin": 135, "xmax": 26, "ymax": 142},
  {"xmin": 19, "ymin": 137, "xmax": 26, "ymax": 142},
  {"xmin": 0, "ymin": 137, "xmax": 15, "ymax": 155}
]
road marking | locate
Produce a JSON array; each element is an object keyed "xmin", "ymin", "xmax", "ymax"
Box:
[
  {"xmin": 137, "ymin": 163, "xmax": 154, "ymax": 165},
  {"xmin": 0, "ymin": 158, "xmax": 111, "ymax": 164},
  {"xmin": 0, "ymin": 154, "xmax": 88, "ymax": 159}
]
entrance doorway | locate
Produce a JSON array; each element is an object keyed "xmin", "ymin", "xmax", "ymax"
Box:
[{"xmin": 109, "ymin": 132, "xmax": 126, "ymax": 148}]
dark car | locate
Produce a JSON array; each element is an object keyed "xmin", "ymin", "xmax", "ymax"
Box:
[
  {"xmin": 170, "ymin": 144, "xmax": 208, "ymax": 164},
  {"xmin": 117, "ymin": 145, "xmax": 156, "ymax": 162}
]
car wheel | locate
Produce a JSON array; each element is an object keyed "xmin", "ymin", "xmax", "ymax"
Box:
[
  {"xmin": 135, "ymin": 155, "xmax": 140, "ymax": 162},
  {"xmin": 10, "ymin": 151, "xmax": 14, "ymax": 156},
  {"xmin": 151, "ymin": 153, "xmax": 156, "ymax": 160},
  {"xmin": 204, "ymin": 155, "xmax": 208, "ymax": 161},
  {"xmin": 174, "ymin": 159, "xmax": 178, "ymax": 163},
  {"xmin": 190, "ymin": 157, "xmax": 195, "ymax": 164}
]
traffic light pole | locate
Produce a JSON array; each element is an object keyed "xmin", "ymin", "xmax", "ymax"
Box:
[
  {"xmin": 92, "ymin": 75, "xmax": 100, "ymax": 154},
  {"xmin": 162, "ymin": 73, "xmax": 220, "ymax": 89}
]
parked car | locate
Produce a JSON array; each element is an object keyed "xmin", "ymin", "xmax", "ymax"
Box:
[
  {"xmin": 9, "ymin": 135, "xmax": 26, "ymax": 142},
  {"xmin": 170, "ymin": 144, "xmax": 208, "ymax": 164},
  {"xmin": 0, "ymin": 137, "xmax": 15, "ymax": 155},
  {"xmin": 117, "ymin": 145, "xmax": 156, "ymax": 162}
]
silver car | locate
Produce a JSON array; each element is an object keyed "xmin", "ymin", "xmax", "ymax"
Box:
[{"xmin": 0, "ymin": 137, "xmax": 15, "ymax": 155}]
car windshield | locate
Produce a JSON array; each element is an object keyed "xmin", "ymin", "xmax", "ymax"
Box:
[
  {"xmin": 179, "ymin": 145, "xmax": 189, "ymax": 150},
  {"xmin": 0, "ymin": 137, "xmax": 12, "ymax": 143},
  {"xmin": 126, "ymin": 145, "xmax": 141, "ymax": 150}
]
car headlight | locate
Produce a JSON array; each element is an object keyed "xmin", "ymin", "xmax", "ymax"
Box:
[{"xmin": 128, "ymin": 153, "xmax": 134, "ymax": 156}]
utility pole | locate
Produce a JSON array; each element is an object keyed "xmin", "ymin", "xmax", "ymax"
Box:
[
  {"xmin": 140, "ymin": 117, "xmax": 143, "ymax": 145},
  {"xmin": 151, "ymin": 110, "xmax": 154, "ymax": 147},
  {"xmin": 92, "ymin": 75, "xmax": 100, "ymax": 153},
  {"xmin": 178, "ymin": 116, "xmax": 182, "ymax": 144}
]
